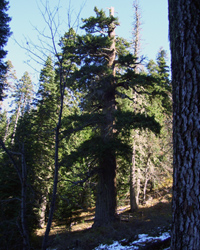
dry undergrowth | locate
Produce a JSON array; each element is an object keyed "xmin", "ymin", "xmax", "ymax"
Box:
[{"xmin": 33, "ymin": 183, "xmax": 172, "ymax": 249}]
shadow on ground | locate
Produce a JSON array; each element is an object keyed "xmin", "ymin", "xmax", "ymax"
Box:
[{"xmin": 32, "ymin": 199, "xmax": 172, "ymax": 250}]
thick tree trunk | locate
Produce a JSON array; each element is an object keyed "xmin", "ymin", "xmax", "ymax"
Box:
[
  {"xmin": 168, "ymin": 1, "xmax": 200, "ymax": 249},
  {"xmin": 94, "ymin": 155, "xmax": 117, "ymax": 225},
  {"xmin": 94, "ymin": 77, "xmax": 117, "ymax": 225},
  {"xmin": 94, "ymin": 7, "xmax": 118, "ymax": 226}
]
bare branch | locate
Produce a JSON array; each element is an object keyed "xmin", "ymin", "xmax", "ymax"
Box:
[{"xmin": 0, "ymin": 197, "xmax": 21, "ymax": 203}]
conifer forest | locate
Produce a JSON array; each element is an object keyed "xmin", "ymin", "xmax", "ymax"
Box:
[{"xmin": 1, "ymin": 0, "xmax": 199, "ymax": 250}]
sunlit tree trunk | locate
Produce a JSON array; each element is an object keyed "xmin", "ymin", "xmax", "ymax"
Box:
[{"xmin": 169, "ymin": 1, "xmax": 200, "ymax": 249}]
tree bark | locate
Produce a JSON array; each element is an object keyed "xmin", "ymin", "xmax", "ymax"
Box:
[
  {"xmin": 38, "ymin": 194, "xmax": 47, "ymax": 228},
  {"xmin": 136, "ymin": 168, "xmax": 141, "ymax": 205},
  {"xmin": 168, "ymin": 1, "xmax": 200, "ymax": 249},
  {"xmin": 130, "ymin": 142, "xmax": 138, "ymax": 211},
  {"xmin": 94, "ymin": 7, "xmax": 118, "ymax": 226},
  {"xmin": 94, "ymin": 155, "xmax": 117, "ymax": 225}
]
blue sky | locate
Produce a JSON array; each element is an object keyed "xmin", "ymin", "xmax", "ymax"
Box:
[{"xmin": 6, "ymin": 0, "xmax": 170, "ymax": 83}]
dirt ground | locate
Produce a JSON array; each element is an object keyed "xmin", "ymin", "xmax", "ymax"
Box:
[{"xmin": 33, "ymin": 187, "xmax": 172, "ymax": 250}]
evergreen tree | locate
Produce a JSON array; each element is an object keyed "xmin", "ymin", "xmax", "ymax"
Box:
[
  {"xmin": 138, "ymin": 49, "xmax": 172, "ymax": 202},
  {"xmin": 116, "ymin": 48, "xmax": 172, "ymax": 208},
  {"xmin": 0, "ymin": 70, "xmax": 34, "ymax": 250},
  {"xmin": 0, "ymin": 0, "xmax": 11, "ymax": 101},
  {"xmin": 11, "ymin": 71, "xmax": 33, "ymax": 143},
  {"xmin": 147, "ymin": 48, "xmax": 170, "ymax": 85},
  {"xmin": 61, "ymin": 7, "xmax": 161, "ymax": 226},
  {"xmin": 32, "ymin": 56, "xmax": 58, "ymax": 229}
]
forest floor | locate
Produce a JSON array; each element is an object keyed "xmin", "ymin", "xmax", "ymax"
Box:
[{"xmin": 33, "ymin": 185, "xmax": 172, "ymax": 250}]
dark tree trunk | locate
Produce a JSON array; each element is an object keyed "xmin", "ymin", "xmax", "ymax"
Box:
[
  {"xmin": 94, "ymin": 155, "xmax": 117, "ymax": 225},
  {"xmin": 130, "ymin": 142, "xmax": 138, "ymax": 212},
  {"xmin": 168, "ymin": 1, "xmax": 200, "ymax": 249},
  {"xmin": 94, "ymin": 7, "xmax": 118, "ymax": 226},
  {"xmin": 94, "ymin": 72, "xmax": 117, "ymax": 225}
]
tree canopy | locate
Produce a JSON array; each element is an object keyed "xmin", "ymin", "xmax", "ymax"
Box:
[{"xmin": 0, "ymin": 0, "xmax": 11, "ymax": 101}]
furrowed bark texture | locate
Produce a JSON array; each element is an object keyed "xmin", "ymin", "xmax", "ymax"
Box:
[{"xmin": 168, "ymin": 1, "xmax": 200, "ymax": 249}]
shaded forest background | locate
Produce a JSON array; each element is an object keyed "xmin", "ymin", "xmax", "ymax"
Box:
[{"xmin": 0, "ymin": 1, "xmax": 172, "ymax": 249}]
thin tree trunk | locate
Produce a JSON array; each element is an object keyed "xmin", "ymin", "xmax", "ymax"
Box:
[
  {"xmin": 11, "ymin": 96, "xmax": 22, "ymax": 144},
  {"xmin": 130, "ymin": 91, "xmax": 138, "ymax": 211},
  {"xmin": 142, "ymin": 153, "xmax": 151, "ymax": 204},
  {"xmin": 169, "ymin": 1, "xmax": 200, "ymax": 249},
  {"xmin": 143, "ymin": 169, "xmax": 149, "ymax": 204},
  {"xmin": 129, "ymin": 0, "xmax": 142, "ymax": 210},
  {"xmin": 42, "ymin": 126, "xmax": 60, "ymax": 250},
  {"xmin": 130, "ymin": 142, "xmax": 138, "ymax": 211},
  {"xmin": 39, "ymin": 195, "xmax": 47, "ymax": 228},
  {"xmin": 132, "ymin": 0, "xmax": 141, "ymax": 64},
  {"xmin": 42, "ymin": 63, "xmax": 64, "ymax": 250},
  {"xmin": 21, "ymin": 143, "xmax": 30, "ymax": 250},
  {"xmin": 136, "ymin": 168, "xmax": 141, "ymax": 205},
  {"xmin": 3, "ymin": 117, "xmax": 10, "ymax": 142}
]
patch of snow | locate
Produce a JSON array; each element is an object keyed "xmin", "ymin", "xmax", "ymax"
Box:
[
  {"xmin": 94, "ymin": 241, "xmax": 139, "ymax": 250},
  {"xmin": 94, "ymin": 231, "xmax": 170, "ymax": 250}
]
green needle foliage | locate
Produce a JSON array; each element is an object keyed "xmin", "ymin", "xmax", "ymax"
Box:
[
  {"xmin": 0, "ymin": 5, "xmax": 173, "ymax": 248},
  {"xmin": 0, "ymin": 0, "xmax": 11, "ymax": 101},
  {"xmin": 59, "ymin": 7, "xmax": 164, "ymax": 226}
]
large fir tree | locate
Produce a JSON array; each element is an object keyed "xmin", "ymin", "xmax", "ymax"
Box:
[{"xmin": 61, "ymin": 7, "xmax": 161, "ymax": 226}]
